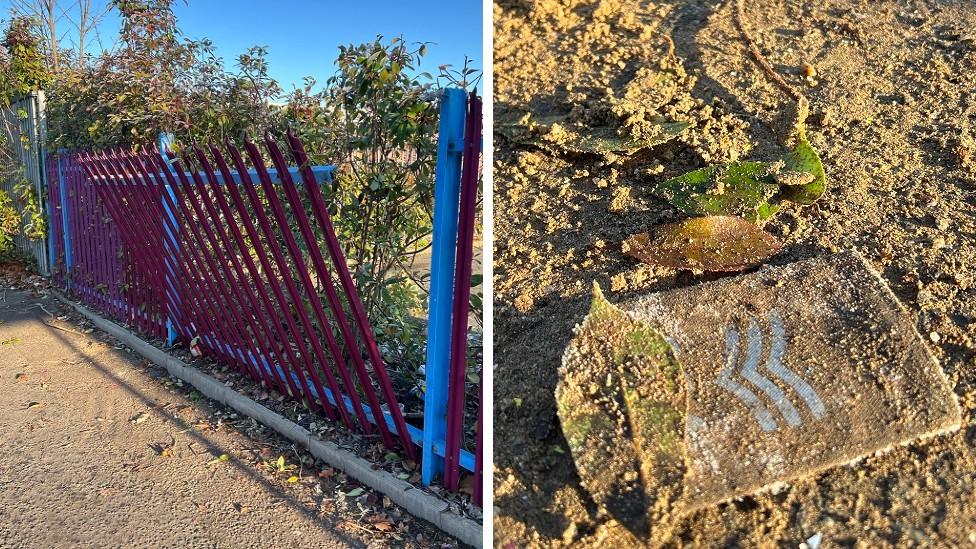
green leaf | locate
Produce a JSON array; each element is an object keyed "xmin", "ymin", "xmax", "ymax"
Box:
[
  {"xmin": 557, "ymin": 284, "xmax": 687, "ymax": 540},
  {"xmin": 623, "ymin": 216, "xmax": 783, "ymax": 272},
  {"xmin": 346, "ymin": 487, "xmax": 365, "ymax": 497},
  {"xmin": 778, "ymin": 137, "xmax": 825, "ymax": 204},
  {"xmin": 651, "ymin": 161, "xmax": 781, "ymax": 222}
]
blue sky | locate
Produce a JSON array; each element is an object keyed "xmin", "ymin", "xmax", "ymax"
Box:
[{"xmin": 1, "ymin": 0, "xmax": 483, "ymax": 90}]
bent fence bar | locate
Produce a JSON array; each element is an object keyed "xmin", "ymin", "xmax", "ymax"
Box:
[{"xmin": 45, "ymin": 89, "xmax": 483, "ymax": 504}]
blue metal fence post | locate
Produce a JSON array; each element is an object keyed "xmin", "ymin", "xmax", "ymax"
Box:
[
  {"xmin": 159, "ymin": 132, "xmax": 180, "ymax": 347},
  {"xmin": 421, "ymin": 88, "xmax": 467, "ymax": 485},
  {"xmin": 57, "ymin": 149, "xmax": 72, "ymax": 289}
]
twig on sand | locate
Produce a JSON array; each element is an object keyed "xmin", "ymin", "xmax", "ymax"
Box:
[
  {"xmin": 42, "ymin": 321, "xmax": 88, "ymax": 337},
  {"xmin": 733, "ymin": 0, "xmax": 803, "ymax": 103},
  {"xmin": 31, "ymin": 303, "xmax": 55, "ymax": 318},
  {"xmin": 733, "ymin": 0, "xmax": 810, "ymax": 140}
]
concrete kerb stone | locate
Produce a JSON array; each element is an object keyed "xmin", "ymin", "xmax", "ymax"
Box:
[{"xmin": 48, "ymin": 291, "xmax": 483, "ymax": 548}]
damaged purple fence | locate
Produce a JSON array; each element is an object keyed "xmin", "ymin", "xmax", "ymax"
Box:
[
  {"xmin": 49, "ymin": 134, "xmax": 420, "ymax": 463},
  {"xmin": 46, "ymin": 91, "xmax": 484, "ymax": 506}
]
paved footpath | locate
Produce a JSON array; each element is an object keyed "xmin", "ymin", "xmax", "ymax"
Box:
[{"xmin": 0, "ymin": 289, "xmax": 435, "ymax": 548}]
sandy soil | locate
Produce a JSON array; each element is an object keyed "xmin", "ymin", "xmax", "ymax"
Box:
[
  {"xmin": 493, "ymin": 0, "xmax": 976, "ymax": 546},
  {"xmin": 0, "ymin": 289, "xmax": 458, "ymax": 548}
]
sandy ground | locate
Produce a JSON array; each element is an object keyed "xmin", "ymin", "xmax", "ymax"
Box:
[
  {"xmin": 493, "ymin": 0, "xmax": 976, "ymax": 546},
  {"xmin": 0, "ymin": 289, "xmax": 457, "ymax": 548}
]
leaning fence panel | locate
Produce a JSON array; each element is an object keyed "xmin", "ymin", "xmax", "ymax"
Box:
[{"xmin": 46, "ymin": 89, "xmax": 482, "ymax": 504}]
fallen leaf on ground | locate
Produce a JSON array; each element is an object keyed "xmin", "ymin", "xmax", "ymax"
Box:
[
  {"xmin": 26, "ymin": 401, "xmax": 41, "ymax": 409},
  {"xmin": 651, "ymin": 161, "xmax": 780, "ymax": 222},
  {"xmin": 346, "ymin": 487, "xmax": 365, "ymax": 497},
  {"xmin": 778, "ymin": 136, "xmax": 826, "ymax": 204},
  {"xmin": 623, "ymin": 216, "xmax": 783, "ymax": 271},
  {"xmin": 499, "ymin": 113, "xmax": 690, "ymax": 155},
  {"xmin": 557, "ymin": 284, "xmax": 687, "ymax": 540}
]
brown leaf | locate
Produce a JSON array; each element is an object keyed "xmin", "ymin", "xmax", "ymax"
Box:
[{"xmin": 623, "ymin": 216, "xmax": 782, "ymax": 272}]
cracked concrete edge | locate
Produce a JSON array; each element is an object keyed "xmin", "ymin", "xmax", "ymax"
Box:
[{"xmin": 49, "ymin": 291, "xmax": 484, "ymax": 548}]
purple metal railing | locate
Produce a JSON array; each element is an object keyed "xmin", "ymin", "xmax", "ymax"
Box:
[
  {"xmin": 46, "ymin": 93, "xmax": 484, "ymax": 505},
  {"xmin": 47, "ymin": 134, "xmax": 417, "ymax": 462}
]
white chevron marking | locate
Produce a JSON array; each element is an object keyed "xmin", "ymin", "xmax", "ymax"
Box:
[
  {"xmin": 740, "ymin": 320, "xmax": 803, "ymax": 427},
  {"xmin": 716, "ymin": 328, "xmax": 778, "ymax": 432},
  {"xmin": 764, "ymin": 311, "xmax": 826, "ymax": 419}
]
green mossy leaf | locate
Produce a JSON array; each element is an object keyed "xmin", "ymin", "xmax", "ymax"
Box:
[
  {"xmin": 651, "ymin": 161, "xmax": 781, "ymax": 222},
  {"xmin": 778, "ymin": 137, "xmax": 826, "ymax": 204},
  {"xmin": 556, "ymin": 283, "xmax": 687, "ymax": 541}
]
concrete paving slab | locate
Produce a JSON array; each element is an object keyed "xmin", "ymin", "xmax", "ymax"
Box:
[{"xmin": 631, "ymin": 251, "xmax": 961, "ymax": 509}]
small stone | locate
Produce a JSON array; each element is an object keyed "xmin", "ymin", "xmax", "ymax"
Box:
[
  {"xmin": 561, "ymin": 522, "xmax": 577, "ymax": 545},
  {"xmin": 930, "ymin": 331, "xmax": 941, "ymax": 343}
]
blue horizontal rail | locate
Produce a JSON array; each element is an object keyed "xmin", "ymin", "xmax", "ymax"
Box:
[{"xmin": 88, "ymin": 165, "xmax": 337, "ymax": 186}]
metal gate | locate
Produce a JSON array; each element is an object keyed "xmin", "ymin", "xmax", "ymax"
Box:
[{"xmin": 1, "ymin": 91, "xmax": 50, "ymax": 274}]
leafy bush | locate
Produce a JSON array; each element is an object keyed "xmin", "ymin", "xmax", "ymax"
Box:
[
  {"xmin": 0, "ymin": 189, "xmax": 20, "ymax": 253},
  {"xmin": 4, "ymin": 4, "xmax": 482, "ymax": 376},
  {"xmin": 285, "ymin": 37, "xmax": 440, "ymax": 341}
]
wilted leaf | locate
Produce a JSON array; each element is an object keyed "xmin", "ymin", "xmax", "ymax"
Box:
[
  {"xmin": 557, "ymin": 284, "xmax": 687, "ymax": 541},
  {"xmin": 623, "ymin": 216, "xmax": 783, "ymax": 272},
  {"xmin": 499, "ymin": 112, "xmax": 689, "ymax": 155},
  {"xmin": 651, "ymin": 161, "xmax": 781, "ymax": 222},
  {"xmin": 287, "ymin": 475, "xmax": 299, "ymax": 483}
]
